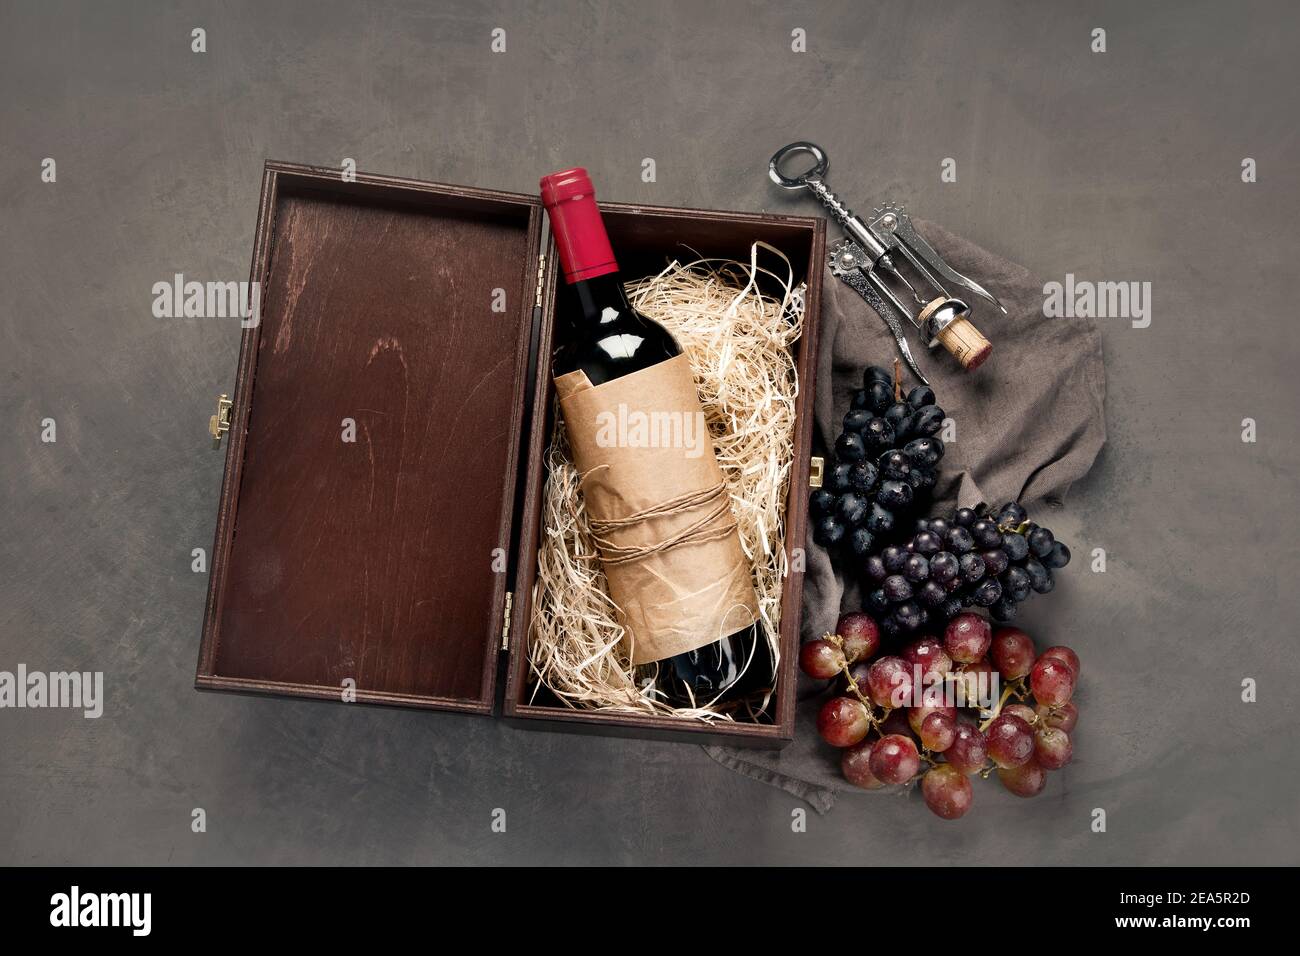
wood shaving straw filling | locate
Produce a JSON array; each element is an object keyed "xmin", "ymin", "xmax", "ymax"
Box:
[{"xmin": 528, "ymin": 242, "xmax": 805, "ymax": 721}]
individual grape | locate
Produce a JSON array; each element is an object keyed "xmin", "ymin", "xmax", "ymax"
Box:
[
  {"xmin": 848, "ymin": 460, "xmax": 879, "ymax": 494},
  {"xmin": 1029, "ymin": 657, "xmax": 1076, "ymax": 707},
  {"xmin": 910, "ymin": 405, "xmax": 945, "ymax": 436},
  {"xmin": 971, "ymin": 519, "xmax": 1002, "ymax": 550},
  {"xmin": 940, "ymin": 596, "xmax": 965, "ymax": 620},
  {"xmin": 869, "ymin": 734, "xmax": 921, "ymax": 785},
  {"xmin": 959, "ymin": 553, "xmax": 987, "ymax": 583},
  {"xmin": 990, "ymin": 627, "xmax": 1036, "ymax": 679},
  {"xmin": 944, "ymin": 612, "xmax": 992, "ymax": 663},
  {"xmin": 903, "ymin": 637, "xmax": 952, "ymax": 678},
  {"xmin": 917, "ymin": 580, "xmax": 948, "ymax": 607},
  {"xmin": 989, "ymin": 597, "xmax": 1016, "ymax": 622},
  {"xmin": 863, "ymin": 417, "xmax": 896, "ymax": 450},
  {"xmin": 1044, "ymin": 541, "xmax": 1071, "ymax": 569},
  {"xmin": 1035, "ymin": 700, "xmax": 1078, "ymax": 733},
  {"xmin": 927, "ymin": 517, "xmax": 951, "ymax": 538},
  {"xmin": 848, "ymin": 527, "xmax": 875, "ymax": 558},
  {"xmin": 883, "ymin": 575, "xmax": 913, "ymax": 602},
  {"xmin": 998, "ymin": 502, "xmax": 1028, "ymax": 526},
  {"xmin": 913, "ymin": 518, "xmax": 932, "ymax": 535},
  {"xmin": 1024, "ymin": 558, "xmax": 1052, "ymax": 593},
  {"xmin": 827, "ymin": 462, "xmax": 854, "ymax": 494},
  {"xmin": 919, "ymin": 712, "xmax": 958, "ymax": 752},
  {"xmin": 1040, "ymin": 645, "xmax": 1080, "ymax": 677},
  {"xmin": 865, "ymin": 503, "xmax": 895, "ymax": 534},
  {"xmin": 970, "ymin": 577, "xmax": 1003, "ymax": 607},
  {"xmin": 865, "ymin": 656, "xmax": 913, "ymax": 708},
  {"xmin": 1034, "ymin": 726, "xmax": 1073, "ymax": 770},
  {"xmin": 1028, "ymin": 526, "xmax": 1055, "ymax": 558},
  {"xmin": 864, "ymin": 554, "xmax": 888, "ymax": 584},
  {"xmin": 835, "ymin": 431, "xmax": 867, "ymax": 463},
  {"xmin": 879, "ymin": 449, "xmax": 911, "ymax": 479},
  {"xmin": 817, "ymin": 696, "xmax": 871, "ymax": 747},
  {"xmin": 849, "ymin": 389, "xmax": 870, "ymax": 410},
  {"xmin": 864, "ymin": 380, "xmax": 894, "ymax": 412},
  {"xmin": 911, "ymin": 467, "xmax": 937, "ymax": 491},
  {"xmin": 836, "ymin": 612, "xmax": 881, "ymax": 664},
  {"xmin": 813, "ymin": 515, "xmax": 846, "ymax": 547},
  {"xmin": 944, "ymin": 526, "xmax": 975, "ymax": 554},
  {"xmin": 863, "ymin": 365, "xmax": 893, "ymax": 387},
  {"xmin": 841, "ymin": 740, "xmax": 888, "ymax": 790},
  {"xmin": 929, "ymin": 551, "xmax": 960, "ymax": 584},
  {"xmin": 980, "ymin": 548, "xmax": 1010, "ymax": 577},
  {"xmin": 946, "ymin": 723, "xmax": 989, "ymax": 774},
  {"xmin": 800, "ymin": 639, "xmax": 846, "ymax": 679},
  {"xmin": 1002, "ymin": 566, "xmax": 1032, "ymax": 602},
  {"xmin": 953, "ymin": 508, "xmax": 978, "ymax": 528},
  {"xmin": 907, "ymin": 385, "xmax": 936, "ymax": 408},
  {"xmin": 908, "ymin": 701, "xmax": 957, "ymax": 735},
  {"xmin": 1035, "ymin": 568, "xmax": 1055, "ymax": 593},
  {"xmin": 894, "ymin": 601, "xmax": 924, "ymax": 632},
  {"xmin": 1001, "ymin": 532, "xmax": 1030, "ymax": 562},
  {"xmin": 881, "ymin": 545, "xmax": 908, "ymax": 573},
  {"xmin": 903, "ymin": 553, "xmax": 930, "ymax": 583},
  {"xmin": 837, "ymin": 492, "xmax": 869, "ymax": 526},
  {"xmin": 985, "ymin": 713, "xmax": 1035, "ymax": 768},
  {"xmin": 866, "ymin": 588, "xmax": 890, "ymax": 617},
  {"xmin": 809, "ymin": 489, "xmax": 837, "ymax": 518},
  {"xmin": 875, "ymin": 479, "xmax": 914, "ymax": 510},
  {"xmin": 843, "ymin": 409, "xmax": 872, "ymax": 434},
  {"xmin": 913, "ymin": 531, "xmax": 942, "ymax": 555},
  {"xmin": 922, "ymin": 764, "xmax": 973, "ymax": 819},
  {"xmin": 905, "ymin": 437, "xmax": 943, "ymax": 468},
  {"xmin": 1003, "ymin": 703, "xmax": 1037, "ymax": 725},
  {"xmin": 883, "ymin": 402, "xmax": 910, "ymax": 431},
  {"xmin": 997, "ymin": 759, "xmax": 1047, "ymax": 797}
]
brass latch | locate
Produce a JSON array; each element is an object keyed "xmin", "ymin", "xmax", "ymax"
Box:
[
  {"xmin": 809, "ymin": 455, "xmax": 825, "ymax": 489},
  {"xmin": 209, "ymin": 393, "xmax": 232, "ymax": 448},
  {"xmin": 500, "ymin": 590, "xmax": 514, "ymax": 650}
]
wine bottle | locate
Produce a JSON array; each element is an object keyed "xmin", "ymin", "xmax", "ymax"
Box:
[{"xmin": 540, "ymin": 167, "xmax": 771, "ymax": 705}]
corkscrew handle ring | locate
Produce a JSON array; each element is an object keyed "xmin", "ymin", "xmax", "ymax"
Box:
[{"xmin": 768, "ymin": 141, "xmax": 829, "ymax": 189}]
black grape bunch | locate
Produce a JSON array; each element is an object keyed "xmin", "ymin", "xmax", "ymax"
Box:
[
  {"xmin": 810, "ymin": 362, "xmax": 947, "ymax": 559},
  {"xmin": 863, "ymin": 501, "xmax": 1072, "ymax": 641}
]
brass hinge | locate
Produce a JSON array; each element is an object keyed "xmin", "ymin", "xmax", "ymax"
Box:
[
  {"xmin": 534, "ymin": 254, "xmax": 546, "ymax": 308},
  {"xmin": 809, "ymin": 455, "xmax": 825, "ymax": 488},
  {"xmin": 500, "ymin": 590, "xmax": 514, "ymax": 650},
  {"xmin": 209, "ymin": 393, "xmax": 233, "ymax": 449}
]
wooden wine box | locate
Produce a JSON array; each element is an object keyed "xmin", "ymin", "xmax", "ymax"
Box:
[{"xmin": 195, "ymin": 162, "xmax": 826, "ymax": 748}]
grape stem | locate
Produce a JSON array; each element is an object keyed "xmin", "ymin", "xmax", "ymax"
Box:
[{"xmin": 978, "ymin": 681, "xmax": 1020, "ymax": 732}]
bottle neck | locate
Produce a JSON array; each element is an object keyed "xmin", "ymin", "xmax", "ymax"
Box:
[{"xmin": 570, "ymin": 271, "xmax": 630, "ymax": 327}]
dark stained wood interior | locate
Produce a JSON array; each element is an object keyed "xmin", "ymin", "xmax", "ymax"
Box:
[{"xmin": 200, "ymin": 170, "xmax": 538, "ymax": 710}]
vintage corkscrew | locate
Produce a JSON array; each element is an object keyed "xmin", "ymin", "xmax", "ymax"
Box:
[{"xmin": 768, "ymin": 142, "xmax": 1005, "ymax": 384}]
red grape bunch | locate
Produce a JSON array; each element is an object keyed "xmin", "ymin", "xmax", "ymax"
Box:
[
  {"xmin": 809, "ymin": 362, "xmax": 948, "ymax": 558},
  {"xmin": 800, "ymin": 611, "xmax": 1081, "ymax": 820}
]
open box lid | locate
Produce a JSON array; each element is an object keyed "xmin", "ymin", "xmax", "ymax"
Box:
[{"xmin": 196, "ymin": 163, "xmax": 547, "ymax": 713}]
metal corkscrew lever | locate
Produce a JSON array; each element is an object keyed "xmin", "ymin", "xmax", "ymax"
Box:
[{"xmin": 768, "ymin": 142, "xmax": 1006, "ymax": 384}]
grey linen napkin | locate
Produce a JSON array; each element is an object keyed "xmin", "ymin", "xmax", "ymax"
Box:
[{"xmin": 704, "ymin": 220, "xmax": 1107, "ymax": 812}]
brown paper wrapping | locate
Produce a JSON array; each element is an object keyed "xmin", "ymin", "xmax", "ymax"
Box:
[{"xmin": 555, "ymin": 354, "xmax": 759, "ymax": 665}]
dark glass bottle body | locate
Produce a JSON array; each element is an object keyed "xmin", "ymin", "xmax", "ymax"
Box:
[{"xmin": 552, "ymin": 271, "xmax": 771, "ymax": 705}]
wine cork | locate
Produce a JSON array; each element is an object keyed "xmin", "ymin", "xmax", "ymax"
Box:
[
  {"xmin": 936, "ymin": 317, "xmax": 992, "ymax": 370},
  {"xmin": 918, "ymin": 298, "xmax": 992, "ymax": 371}
]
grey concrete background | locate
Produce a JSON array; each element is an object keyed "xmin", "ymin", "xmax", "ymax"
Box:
[{"xmin": 2, "ymin": 0, "xmax": 1298, "ymax": 865}]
